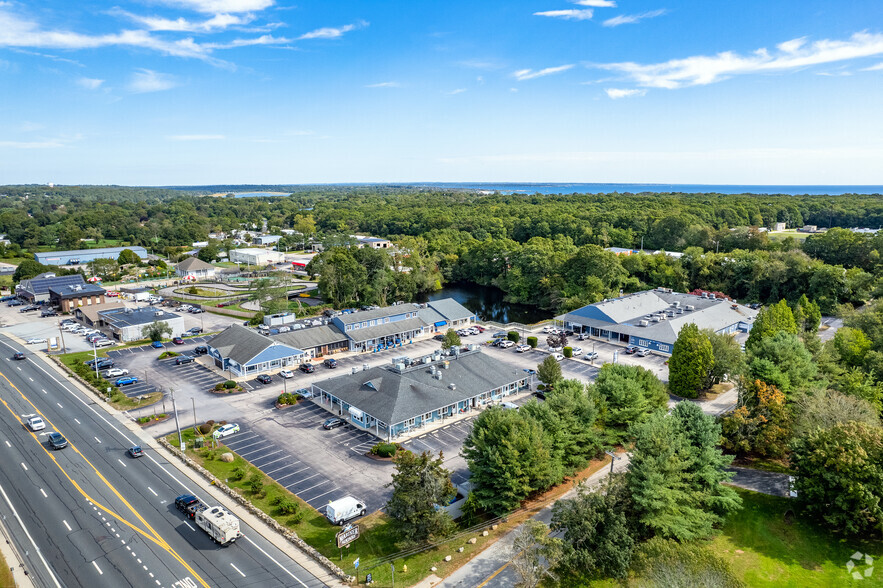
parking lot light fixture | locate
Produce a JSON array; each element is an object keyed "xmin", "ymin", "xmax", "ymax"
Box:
[{"xmin": 604, "ymin": 450, "xmax": 621, "ymax": 480}]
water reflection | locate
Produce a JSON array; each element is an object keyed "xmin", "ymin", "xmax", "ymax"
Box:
[{"xmin": 418, "ymin": 283, "xmax": 553, "ymax": 324}]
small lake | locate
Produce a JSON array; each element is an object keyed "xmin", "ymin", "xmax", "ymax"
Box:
[
  {"xmin": 418, "ymin": 283, "xmax": 553, "ymax": 325},
  {"xmin": 234, "ymin": 191, "xmax": 291, "ymax": 198}
]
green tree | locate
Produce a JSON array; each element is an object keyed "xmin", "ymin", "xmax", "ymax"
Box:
[
  {"xmin": 550, "ymin": 476, "xmax": 635, "ymax": 580},
  {"xmin": 627, "ymin": 402, "xmax": 739, "ymax": 542},
  {"xmin": 593, "ymin": 364, "xmax": 667, "ymax": 444},
  {"xmin": 720, "ymin": 380, "xmax": 791, "ymax": 458},
  {"xmin": 747, "ymin": 332, "xmax": 816, "ymax": 395},
  {"xmin": 537, "ymin": 355, "xmax": 562, "ymax": 388},
  {"xmin": 117, "ymin": 248, "xmax": 141, "ymax": 265},
  {"xmin": 793, "ymin": 294, "xmax": 822, "ymax": 334},
  {"xmin": 441, "ymin": 328, "xmax": 461, "ymax": 350},
  {"xmin": 792, "ymin": 390, "xmax": 880, "ymax": 437},
  {"xmin": 669, "ymin": 323, "xmax": 714, "ymax": 398},
  {"xmin": 833, "ymin": 326, "xmax": 873, "ymax": 368},
  {"xmin": 790, "ymin": 422, "xmax": 883, "ymax": 535},
  {"xmin": 462, "ymin": 407, "xmax": 557, "ymax": 515},
  {"xmin": 12, "ymin": 259, "xmax": 49, "ymax": 282},
  {"xmin": 197, "ymin": 243, "xmax": 219, "ymax": 263},
  {"xmin": 509, "ymin": 520, "xmax": 564, "ymax": 588},
  {"xmin": 705, "ymin": 331, "xmax": 744, "ymax": 388},
  {"xmin": 142, "ymin": 320, "xmax": 172, "ymax": 342},
  {"xmin": 630, "ymin": 537, "xmax": 744, "ymax": 588},
  {"xmin": 385, "ymin": 450, "xmax": 456, "ymax": 547},
  {"xmin": 746, "ymin": 299, "xmax": 797, "ymax": 350}
]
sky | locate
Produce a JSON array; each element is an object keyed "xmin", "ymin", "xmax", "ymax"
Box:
[{"xmin": 1, "ymin": 0, "xmax": 882, "ymax": 185}]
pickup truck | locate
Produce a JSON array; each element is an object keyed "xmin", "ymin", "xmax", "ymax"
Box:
[{"xmin": 175, "ymin": 495, "xmax": 242, "ymax": 545}]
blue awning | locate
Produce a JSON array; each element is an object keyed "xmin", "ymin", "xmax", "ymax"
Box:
[{"xmin": 434, "ymin": 321, "xmax": 447, "ymax": 327}]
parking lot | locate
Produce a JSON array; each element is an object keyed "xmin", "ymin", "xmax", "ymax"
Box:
[{"xmin": 402, "ymin": 417, "xmax": 476, "ymax": 487}]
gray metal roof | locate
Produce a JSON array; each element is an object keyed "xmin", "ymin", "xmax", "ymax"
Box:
[
  {"xmin": 312, "ymin": 351, "xmax": 524, "ymax": 426},
  {"xmin": 336, "ymin": 303, "xmax": 422, "ymax": 325},
  {"xmin": 425, "ymin": 299, "xmax": 474, "ymax": 322},
  {"xmin": 48, "ymin": 283, "xmax": 106, "ymax": 299},
  {"xmin": 346, "ymin": 316, "xmax": 427, "ymax": 342},
  {"xmin": 34, "ymin": 246, "xmax": 147, "ymax": 260},
  {"xmin": 100, "ymin": 307, "xmax": 182, "ymax": 328},
  {"xmin": 272, "ymin": 324, "xmax": 348, "ymax": 350},
  {"xmin": 207, "ymin": 324, "xmax": 274, "ymax": 365},
  {"xmin": 176, "ymin": 257, "xmax": 216, "ymax": 271}
]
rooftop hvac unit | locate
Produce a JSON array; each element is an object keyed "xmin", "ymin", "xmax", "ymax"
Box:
[
  {"xmin": 701, "ymin": 292, "xmax": 708, "ymax": 298},
  {"xmin": 352, "ymin": 367, "xmax": 359, "ymax": 374},
  {"xmin": 685, "ymin": 305, "xmax": 695, "ymax": 311},
  {"xmin": 394, "ymin": 363, "xmax": 405, "ymax": 372},
  {"xmin": 434, "ymin": 372, "xmax": 442, "ymax": 380},
  {"xmin": 430, "ymin": 365, "xmax": 437, "ymax": 375},
  {"xmin": 639, "ymin": 320, "xmax": 649, "ymax": 327},
  {"xmin": 709, "ymin": 293, "xmax": 716, "ymax": 299},
  {"xmin": 363, "ymin": 363, "xmax": 369, "ymax": 371},
  {"xmin": 448, "ymin": 383, "xmax": 456, "ymax": 390},
  {"xmin": 423, "ymin": 356, "xmax": 432, "ymax": 364},
  {"xmin": 443, "ymin": 361, "xmax": 450, "ymax": 369}
]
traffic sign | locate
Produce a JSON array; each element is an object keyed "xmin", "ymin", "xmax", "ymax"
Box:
[{"xmin": 336, "ymin": 523, "xmax": 360, "ymax": 548}]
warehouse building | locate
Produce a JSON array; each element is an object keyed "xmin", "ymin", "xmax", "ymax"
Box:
[
  {"xmin": 311, "ymin": 347, "xmax": 528, "ymax": 440},
  {"xmin": 558, "ymin": 288, "xmax": 757, "ymax": 354},
  {"xmin": 229, "ymin": 247, "xmax": 286, "ymax": 266},
  {"xmin": 34, "ymin": 246, "xmax": 148, "ymax": 266},
  {"xmin": 98, "ymin": 307, "xmax": 186, "ymax": 342}
]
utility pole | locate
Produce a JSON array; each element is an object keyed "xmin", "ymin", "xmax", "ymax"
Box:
[
  {"xmin": 58, "ymin": 322, "xmax": 67, "ymax": 353},
  {"xmin": 171, "ymin": 389, "xmax": 184, "ymax": 450},
  {"xmin": 92, "ymin": 340, "xmax": 99, "ymax": 379},
  {"xmin": 604, "ymin": 450, "xmax": 621, "ymax": 483},
  {"xmin": 191, "ymin": 397, "xmax": 198, "ymax": 430}
]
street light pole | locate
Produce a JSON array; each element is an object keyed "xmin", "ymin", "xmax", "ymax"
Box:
[
  {"xmin": 604, "ymin": 450, "xmax": 621, "ymax": 483},
  {"xmin": 171, "ymin": 389, "xmax": 184, "ymax": 450}
]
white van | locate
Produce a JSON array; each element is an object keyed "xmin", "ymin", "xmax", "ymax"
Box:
[{"xmin": 324, "ymin": 496, "xmax": 367, "ymax": 526}]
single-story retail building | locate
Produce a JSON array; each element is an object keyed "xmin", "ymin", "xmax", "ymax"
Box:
[
  {"xmin": 48, "ymin": 282, "xmax": 107, "ymax": 313},
  {"xmin": 229, "ymin": 248, "xmax": 286, "ymax": 266},
  {"xmin": 34, "ymin": 246, "xmax": 148, "ymax": 266},
  {"xmin": 175, "ymin": 257, "xmax": 217, "ymax": 279},
  {"xmin": 17, "ymin": 273, "xmax": 94, "ymax": 304},
  {"xmin": 273, "ymin": 325, "xmax": 350, "ymax": 359},
  {"xmin": 98, "ymin": 307, "xmax": 186, "ymax": 342},
  {"xmin": 207, "ymin": 324, "xmax": 307, "ymax": 377},
  {"xmin": 558, "ymin": 288, "xmax": 757, "ymax": 354},
  {"xmin": 75, "ymin": 301, "xmax": 125, "ymax": 327},
  {"xmin": 418, "ymin": 298, "xmax": 476, "ymax": 331},
  {"xmin": 118, "ymin": 287, "xmax": 153, "ymax": 302},
  {"xmin": 312, "ymin": 347, "xmax": 529, "ymax": 440}
]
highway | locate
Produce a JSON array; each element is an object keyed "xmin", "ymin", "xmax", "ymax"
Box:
[{"xmin": 0, "ymin": 334, "xmax": 328, "ymax": 588}]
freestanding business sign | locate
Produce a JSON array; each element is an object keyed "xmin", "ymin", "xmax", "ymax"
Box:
[{"xmin": 336, "ymin": 524, "xmax": 360, "ymax": 548}]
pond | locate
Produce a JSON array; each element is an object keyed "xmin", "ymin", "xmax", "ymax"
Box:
[{"xmin": 418, "ymin": 283, "xmax": 553, "ymax": 325}]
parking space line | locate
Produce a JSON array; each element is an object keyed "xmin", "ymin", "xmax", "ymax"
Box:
[
  {"xmin": 239, "ymin": 445, "xmax": 276, "ymax": 458},
  {"xmin": 438, "ymin": 429, "xmax": 461, "ymax": 443},
  {"xmin": 253, "ymin": 455, "xmax": 289, "ymax": 469},
  {"xmin": 226, "ymin": 439, "xmax": 265, "ymax": 452},
  {"xmin": 275, "ymin": 467, "xmax": 310, "ymax": 482},
  {"xmin": 305, "ymin": 487, "xmax": 339, "ymax": 503},
  {"xmin": 244, "ymin": 449, "xmax": 284, "ymax": 462},
  {"xmin": 285, "ymin": 472, "xmax": 321, "ymax": 488},
  {"xmin": 297, "ymin": 479, "xmax": 331, "ymax": 495},
  {"xmin": 266, "ymin": 463, "xmax": 298, "ymax": 476},
  {"xmin": 223, "ymin": 434, "xmax": 259, "ymax": 446}
]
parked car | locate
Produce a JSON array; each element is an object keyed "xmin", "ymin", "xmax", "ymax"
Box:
[
  {"xmin": 115, "ymin": 376, "xmax": 139, "ymax": 386},
  {"xmin": 323, "ymin": 417, "xmax": 345, "ymax": 430},
  {"xmin": 151, "ymin": 341, "xmax": 164, "ymax": 349},
  {"xmin": 26, "ymin": 338, "xmax": 47, "ymax": 345},
  {"xmin": 47, "ymin": 432, "xmax": 68, "ymax": 450},
  {"xmin": 523, "ymin": 368, "xmax": 537, "ymax": 375},
  {"xmin": 256, "ymin": 374, "xmax": 272, "ymax": 384},
  {"xmin": 432, "ymin": 334, "xmax": 445, "ymax": 341},
  {"xmin": 548, "ymin": 345, "xmax": 562, "ymax": 352},
  {"xmin": 12, "ymin": 352, "xmax": 25, "ymax": 360},
  {"xmin": 474, "ymin": 325, "xmax": 486, "ymax": 333},
  {"xmin": 40, "ymin": 310, "xmax": 57, "ymax": 318},
  {"xmin": 103, "ymin": 368, "xmax": 129, "ymax": 378},
  {"xmin": 175, "ymin": 356, "xmax": 194, "ymax": 365},
  {"xmin": 624, "ymin": 345, "xmax": 638, "ymax": 354},
  {"xmin": 7, "ymin": 300, "xmax": 23, "ymax": 307},
  {"xmin": 213, "ymin": 423, "xmax": 240, "ymax": 439},
  {"xmin": 323, "ymin": 358, "xmax": 338, "ymax": 369},
  {"xmin": 584, "ymin": 351, "xmax": 599, "ymax": 360},
  {"xmin": 533, "ymin": 390, "xmax": 546, "ymax": 400},
  {"xmin": 127, "ymin": 446, "xmax": 144, "ymax": 458},
  {"xmin": 95, "ymin": 339, "xmax": 114, "ymax": 348},
  {"xmin": 571, "ymin": 346, "xmax": 583, "ymax": 356},
  {"xmin": 296, "ymin": 388, "xmax": 313, "ymax": 399},
  {"xmin": 190, "ymin": 308, "xmax": 205, "ymax": 314},
  {"xmin": 500, "ymin": 402, "xmax": 519, "ymax": 410},
  {"xmin": 172, "ymin": 337, "xmax": 184, "ymax": 345},
  {"xmin": 499, "ymin": 340, "xmax": 515, "ymax": 348},
  {"xmin": 516, "ymin": 344, "xmax": 531, "ymax": 353},
  {"xmin": 636, "ymin": 348, "xmax": 652, "ymax": 357},
  {"xmin": 26, "ymin": 416, "xmax": 45, "ymax": 431},
  {"xmin": 492, "ymin": 332, "xmax": 507, "ymax": 339},
  {"xmin": 193, "ymin": 346, "xmax": 208, "ymax": 355},
  {"xmin": 187, "ymin": 327, "xmax": 203, "ymax": 335},
  {"xmin": 279, "ymin": 369, "xmax": 294, "ymax": 379},
  {"xmin": 299, "ymin": 363, "xmax": 315, "ymax": 374},
  {"xmin": 552, "ymin": 353, "xmax": 565, "ymax": 361},
  {"xmin": 577, "ymin": 333, "xmax": 589, "ymax": 341}
]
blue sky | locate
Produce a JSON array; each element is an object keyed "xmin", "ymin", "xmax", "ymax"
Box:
[{"xmin": 1, "ymin": 0, "xmax": 882, "ymax": 185}]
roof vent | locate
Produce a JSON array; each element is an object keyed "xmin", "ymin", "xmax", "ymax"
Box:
[
  {"xmin": 362, "ymin": 363, "xmax": 369, "ymax": 371},
  {"xmin": 639, "ymin": 320, "xmax": 649, "ymax": 327},
  {"xmin": 709, "ymin": 293, "xmax": 716, "ymax": 299},
  {"xmin": 448, "ymin": 383, "xmax": 456, "ymax": 390},
  {"xmin": 352, "ymin": 367, "xmax": 358, "ymax": 374},
  {"xmin": 394, "ymin": 363, "xmax": 405, "ymax": 372},
  {"xmin": 434, "ymin": 372, "xmax": 442, "ymax": 380},
  {"xmin": 701, "ymin": 292, "xmax": 708, "ymax": 298}
]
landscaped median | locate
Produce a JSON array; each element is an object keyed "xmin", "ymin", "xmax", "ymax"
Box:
[
  {"xmin": 55, "ymin": 350, "xmax": 161, "ymax": 410},
  {"xmin": 161, "ymin": 425, "xmax": 610, "ymax": 587}
]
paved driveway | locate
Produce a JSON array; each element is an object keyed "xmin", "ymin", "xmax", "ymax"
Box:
[{"xmin": 403, "ymin": 418, "xmax": 476, "ymax": 487}]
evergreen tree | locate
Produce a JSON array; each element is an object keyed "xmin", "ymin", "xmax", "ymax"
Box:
[
  {"xmin": 537, "ymin": 354, "xmax": 562, "ymax": 387},
  {"xmin": 669, "ymin": 323, "xmax": 714, "ymax": 398},
  {"xmin": 746, "ymin": 299, "xmax": 797, "ymax": 350},
  {"xmin": 385, "ymin": 450, "xmax": 456, "ymax": 547},
  {"xmin": 593, "ymin": 364, "xmax": 667, "ymax": 444},
  {"xmin": 441, "ymin": 328, "xmax": 461, "ymax": 350}
]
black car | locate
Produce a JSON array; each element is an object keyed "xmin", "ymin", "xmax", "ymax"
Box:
[
  {"xmin": 433, "ymin": 334, "xmax": 445, "ymax": 341},
  {"xmin": 299, "ymin": 363, "xmax": 315, "ymax": 374},
  {"xmin": 6, "ymin": 300, "xmax": 23, "ymax": 307},
  {"xmin": 533, "ymin": 390, "xmax": 547, "ymax": 400},
  {"xmin": 323, "ymin": 358, "xmax": 338, "ymax": 369},
  {"xmin": 41, "ymin": 310, "xmax": 57, "ymax": 317},
  {"xmin": 175, "ymin": 355, "xmax": 194, "ymax": 365},
  {"xmin": 12, "ymin": 352, "xmax": 25, "ymax": 360},
  {"xmin": 175, "ymin": 494, "xmax": 200, "ymax": 518},
  {"xmin": 323, "ymin": 417, "xmax": 345, "ymax": 430},
  {"xmin": 20, "ymin": 305, "xmax": 38, "ymax": 313},
  {"xmin": 188, "ymin": 327, "xmax": 203, "ymax": 334},
  {"xmin": 193, "ymin": 346, "xmax": 208, "ymax": 355},
  {"xmin": 256, "ymin": 374, "xmax": 272, "ymax": 384},
  {"xmin": 48, "ymin": 432, "xmax": 68, "ymax": 450}
]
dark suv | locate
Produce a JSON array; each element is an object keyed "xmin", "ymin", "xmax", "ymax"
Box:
[
  {"xmin": 299, "ymin": 363, "xmax": 315, "ymax": 373},
  {"xmin": 174, "ymin": 494, "xmax": 206, "ymax": 519},
  {"xmin": 256, "ymin": 374, "xmax": 272, "ymax": 384},
  {"xmin": 193, "ymin": 346, "xmax": 208, "ymax": 355},
  {"xmin": 175, "ymin": 355, "xmax": 194, "ymax": 365},
  {"xmin": 323, "ymin": 358, "xmax": 338, "ymax": 369}
]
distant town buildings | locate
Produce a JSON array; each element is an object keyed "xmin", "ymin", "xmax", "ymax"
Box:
[{"xmin": 34, "ymin": 246, "xmax": 148, "ymax": 266}]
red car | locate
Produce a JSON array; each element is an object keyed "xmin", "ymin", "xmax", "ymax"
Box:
[{"xmin": 172, "ymin": 337, "xmax": 184, "ymax": 345}]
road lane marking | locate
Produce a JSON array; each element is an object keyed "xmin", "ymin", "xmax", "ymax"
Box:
[
  {"xmin": 40, "ymin": 488, "xmax": 47, "ymax": 498},
  {"xmin": 148, "ymin": 487, "xmax": 158, "ymax": 496},
  {"xmin": 230, "ymin": 563, "xmax": 246, "ymax": 578},
  {"xmin": 94, "ymin": 436, "xmax": 101, "ymax": 443},
  {"xmin": 74, "ymin": 418, "xmax": 80, "ymax": 424},
  {"xmin": 42, "ymin": 389, "xmax": 46, "ymax": 394},
  {"xmin": 0, "ymin": 482, "xmax": 62, "ymax": 587},
  {"xmin": 56, "ymin": 402, "xmax": 63, "ymax": 408},
  {"xmin": 28, "ymin": 377, "xmax": 33, "ymax": 382},
  {"xmin": 243, "ymin": 536, "xmax": 310, "ymax": 588},
  {"xmin": 4, "ymin": 441, "xmax": 9, "ymax": 448},
  {"xmin": 63, "ymin": 520, "xmax": 72, "ymax": 531},
  {"xmin": 20, "ymin": 462, "xmax": 27, "ymax": 471},
  {"xmin": 118, "ymin": 459, "xmax": 127, "ymax": 468},
  {"xmin": 184, "ymin": 521, "xmax": 195, "ymax": 531},
  {"xmin": 92, "ymin": 561, "xmax": 103, "ymax": 575}
]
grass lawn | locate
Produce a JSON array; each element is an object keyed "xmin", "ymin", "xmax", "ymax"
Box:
[
  {"xmin": 768, "ymin": 229, "xmax": 811, "ymax": 242},
  {"xmin": 0, "ymin": 549, "xmax": 13, "ymax": 588},
  {"xmin": 732, "ymin": 456, "xmax": 795, "ymax": 475},
  {"xmin": 173, "ymin": 286, "xmax": 237, "ymax": 298},
  {"xmin": 712, "ymin": 488, "xmax": 880, "ymax": 587},
  {"xmin": 0, "ymin": 257, "xmax": 26, "ymax": 265},
  {"xmin": 168, "ymin": 427, "xmax": 610, "ymax": 587},
  {"xmin": 82, "ymin": 238, "xmax": 130, "ymax": 248}
]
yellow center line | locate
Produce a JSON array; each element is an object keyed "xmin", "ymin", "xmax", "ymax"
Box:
[{"xmin": 0, "ymin": 369, "xmax": 211, "ymax": 588}]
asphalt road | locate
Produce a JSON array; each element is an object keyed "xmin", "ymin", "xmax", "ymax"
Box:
[{"xmin": 0, "ymin": 335, "xmax": 328, "ymax": 588}]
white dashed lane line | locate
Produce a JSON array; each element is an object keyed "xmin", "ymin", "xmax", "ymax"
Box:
[
  {"xmin": 92, "ymin": 561, "xmax": 103, "ymax": 575},
  {"xmin": 62, "ymin": 520, "xmax": 72, "ymax": 532},
  {"xmin": 230, "ymin": 563, "xmax": 246, "ymax": 577},
  {"xmin": 39, "ymin": 488, "xmax": 47, "ymax": 498}
]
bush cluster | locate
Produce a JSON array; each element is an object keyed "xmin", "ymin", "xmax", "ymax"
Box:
[
  {"xmin": 223, "ymin": 380, "xmax": 237, "ymax": 389},
  {"xmin": 230, "ymin": 466, "xmax": 247, "ymax": 481},
  {"xmin": 527, "ymin": 336, "xmax": 538, "ymax": 348},
  {"xmin": 370, "ymin": 442, "xmax": 399, "ymax": 457},
  {"xmin": 73, "ymin": 361, "xmax": 123, "ymax": 402},
  {"xmin": 563, "ymin": 346, "xmax": 573, "ymax": 358},
  {"xmin": 507, "ymin": 331, "xmax": 520, "ymax": 343},
  {"xmin": 276, "ymin": 392, "xmax": 300, "ymax": 406}
]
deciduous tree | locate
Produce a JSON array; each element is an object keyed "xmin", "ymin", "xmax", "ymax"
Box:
[
  {"xmin": 509, "ymin": 520, "xmax": 563, "ymax": 588},
  {"xmin": 720, "ymin": 380, "xmax": 790, "ymax": 458},
  {"xmin": 142, "ymin": 320, "xmax": 172, "ymax": 343},
  {"xmin": 441, "ymin": 328, "xmax": 460, "ymax": 350},
  {"xmin": 537, "ymin": 355, "xmax": 562, "ymax": 387}
]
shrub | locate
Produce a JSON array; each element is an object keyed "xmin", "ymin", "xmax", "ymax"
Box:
[
  {"xmin": 198, "ymin": 422, "xmax": 213, "ymax": 435},
  {"xmin": 371, "ymin": 442, "xmax": 399, "ymax": 457},
  {"xmin": 563, "ymin": 346, "xmax": 573, "ymax": 358},
  {"xmin": 214, "ymin": 383, "xmax": 225, "ymax": 391},
  {"xmin": 249, "ymin": 312, "xmax": 264, "ymax": 326},
  {"xmin": 137, "ymin": 416, "xmax": 150, "ymax": 424},
  {"xmin": 288, "ymin": 511, "xmax": 304, "ymax": 525},
  {"xmin": 230, "ymin": 467, "xmax": 247, "ymax": 481},
  {"xmin": 277, "ymin": 392, "xmax": 297, "ymax": 405},
  {"xmin": 507, "ymin": 331, "xmax": 520, "ymax": 343},
  {"xmin": 224, "ymin": 380, "xmax": 237, "ymax": 389},
  {"xmin": 188, "ymin": 285, "xmax": 198, "ymax": 295},
  {"xmin": 247, "ymin": 473, "xmax": 264, "ymax": 495},
  {"xmin": 157, "ymin": 413, "xmax": 168, "ymax": 419},
  {"xmin": 276, "ymin": 497, "xmax": 298, "ymax": 515},
  {"xmin": 527, "ymin": 336, "xmax": 538, "ymax": 348}
]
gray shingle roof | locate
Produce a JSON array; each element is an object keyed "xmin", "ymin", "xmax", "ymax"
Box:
[
  {"xmin": 176, "ymin": 257, "xmax": 216, "ymax": 271},
  {"xmin": 272, "ymin": 325, "xmax": 348, "ymax": 350},
  {"xmin": 346, "ymin": 316, "xmax": 427, "ymax": 342},
  {"xmin": 207, "ymin": 324, "xmax": 274, "ymax": 364},
  {"xmin": 336, "ymin": 303, "xmax": 422, "ymax": 325},
  {"xmin": 312, "ymin": 351, "xmax": 525, "ymax": 425},
  {"xmin": 425, "ymin": 299, "xmax": 474, "ymax": 322}
]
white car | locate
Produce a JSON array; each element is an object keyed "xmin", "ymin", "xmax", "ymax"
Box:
[
  {"xmin": 26, "ymin": 416, "xmax": 45, "ymax": 431},
  {"xmin": 548, "ymin": 345, "xmax": 562, "ymax": 352},
  {"xmin": 500, "ymin": 402, "xmax": 519, "ymax": 410},
  {"xmin": 104, "ymin": 368, "xmax": 129, "ymax": 378},
  {"xmin": 279, "ymin": 369, "xmax": 294, "ymax": 379},
  {"xmin": 26, "ymin": 338, "xmax": 47, "ymax": 345},
  {"xmin": 278, "ymin": 326, "xmax": 291, "ymax": 333},
  {"xmin": 516, "ymin": 344, "xmax": 531, "ymax": 353},
  {"xmin": 499, "ymin": 340, "xmax": 515, "ymax": 348},
  {"xmin": 571, "ymin": 346, "xmax": 583, "ymax": 356},
  {"xmin": 95, "ymin": 339, "xmax": 115, "ymax": 348},
  {"xmin": 552, "ymin": 353, "xmax": 565, "ymax": 362},
  {"xmin": 636, "ymin": 348, "xmax": 652, "ymax": 357},
  {"xmin": 213, "ymin": 423, "xmax": 240, "ymax": 439},
  {"xmin": 584, "ymin": 351, "xmax": 599, "ymax": 360}
]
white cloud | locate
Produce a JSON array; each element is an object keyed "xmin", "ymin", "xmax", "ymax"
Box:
[
  {"xmin": 603, "ymin": 9, "xmax": 666, "ymax": 27},
  {"xmin": 77, "ymin": 77, "xmax": 104, "ymax": 89},
  {"xmin": 605, "ymin": 88, "xmax": 646, "ymax": 99},
  {"xmin": 365, "ymin": 81, "xmax": 400, "ymax": 88},
  {"xmin": 298, "ymin": 21, "xmax": 367, "ymax": 40},
  {"xmin": 167, "ymin": 134, "xmax": 225, "ymax": 140},
  {"xmin": 573, "ymin": 0, "xmax": 616, "ymax": 6},
  {"xmin": 159, "ymin": 0, "xmax": 274, "ymax": 14},
  {"xmin": 206, "ymin": 34, "xmax": 291, "ymax": 48},
  {"xmin": 513, "ymin": 64, "xmax": 574, "ymax": 81},
  {"xmin": 128, "ymin": 69, "xmax": 177, "ymax": 93},
  {"xmin": 446, "ymin": 88, "xmax": 466, "ymax": 95},
  {"xmin": 457, "ymin": 59, "xmax": 503, "ymax": 70},
  {"xmin": 114, "ymin": 10, "xmax": 254, "ymax": 32},
  {"xmin": 598, "ymin": 31, "xmax": 883, "ymax": 89},
  {"xmin": 863, "ymin": 62, "xmax": 883, "ymax": 71},
  {"xmin": 0, "ymin": 139, "xmax": 66, "ymax": 148},
  {"xmin": 18, "ymin": 121, "xmax": 44, "ymax": 132},
  {"xmin": 534, "ymin": 9, "xmax": 593, "ymax": 21},
  {"xmin": 0, "ymin": 8, "xmax": 228, "ymax": 66}
]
